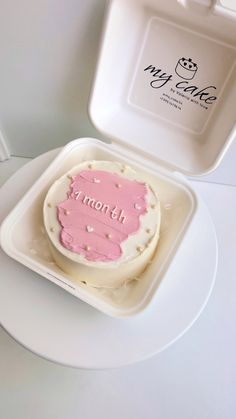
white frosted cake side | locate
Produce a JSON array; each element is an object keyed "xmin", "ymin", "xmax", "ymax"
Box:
[{"xmin": 43, "ymin": 161, "xmax": 161, "ymax": 288}]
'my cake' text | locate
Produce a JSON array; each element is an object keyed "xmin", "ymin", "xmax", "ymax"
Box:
[{"xmin": 144, "ymin": 65, "xmax": 217, "ymax": 105}]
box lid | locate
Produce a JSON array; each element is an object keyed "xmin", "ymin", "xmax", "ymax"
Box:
[{"xmin": 89, "ymin": 0, "xmax": 236, "ymax": 176}]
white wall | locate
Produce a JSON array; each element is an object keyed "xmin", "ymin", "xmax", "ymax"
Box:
[{"xmin": 0, "ymin": 0, "xmax": 106, "ymax": 157}]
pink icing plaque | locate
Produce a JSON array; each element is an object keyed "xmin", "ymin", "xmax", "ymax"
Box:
[{"xmin": 57, "ymin": 170, "xmax": 148, "ymax": 262}]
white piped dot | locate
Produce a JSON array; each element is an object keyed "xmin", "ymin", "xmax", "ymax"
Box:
[
  {"xmin": 93, "ymin": 178, "xmax": 100, "ymax": 184},
  {"xmin": 134, "ymin": 203, "xmax": 141, "ymax": 210},
  {"xmin": 30, "ymin": 248, "xmax": 37, "ymax": 255},
  {"xmin": 86, "ymin": 225, "xmax": 94, "ymax": 233}
]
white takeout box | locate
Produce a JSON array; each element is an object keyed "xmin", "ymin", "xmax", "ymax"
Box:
[{"xmin": 0, "ymin": 0, "xmax": 235, "ymax": 317}]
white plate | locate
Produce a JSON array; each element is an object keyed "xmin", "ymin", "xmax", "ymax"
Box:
[{"xmin": 0, "ymin": 149, "xmax": 217, "ymax": 368}]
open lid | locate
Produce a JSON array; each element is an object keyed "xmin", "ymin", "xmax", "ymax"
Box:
[{"xmin": 89, "ymin": 0, "xmax": 236, "ymax": 176}]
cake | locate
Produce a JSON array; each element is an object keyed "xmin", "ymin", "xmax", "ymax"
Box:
[
  {"xmin": 43, "ymin": 161, "xmax": 161, "ymax": 288},
  {"xmin": 175, "ymin": 57, "xmax": 198, "ymax": 80}
]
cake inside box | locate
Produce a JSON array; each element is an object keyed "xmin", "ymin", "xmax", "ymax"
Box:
[
  {"xmin": 8, "ymin": 140, "xmax": 196, "ymax": 314},
  {"xmin": 43, "ymin": 160, "xmax": 161, "ymax": 289}
]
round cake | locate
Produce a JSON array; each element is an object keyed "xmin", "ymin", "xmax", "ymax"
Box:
[{"xmin": 43, "ymin": 161, "xmax": 161, "ymax": 288}]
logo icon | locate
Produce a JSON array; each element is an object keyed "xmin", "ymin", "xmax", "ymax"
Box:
[{"xmin": 175, "ymin": 58, "xmax": 198, "ymax": 80}]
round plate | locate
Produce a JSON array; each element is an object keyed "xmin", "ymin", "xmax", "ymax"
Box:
[{"xmin": 0, "ymin": 149, "xmax": 218, "ymax": 369}]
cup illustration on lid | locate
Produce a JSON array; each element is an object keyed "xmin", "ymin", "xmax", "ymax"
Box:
[{"xmin": 175, "ymin": 57, "xmax": 198, "ymax": 80}]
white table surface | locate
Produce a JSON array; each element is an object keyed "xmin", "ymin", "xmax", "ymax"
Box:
[{"xmin": 0, "ymin": 155, "xmax": 235, "ymax": 419}]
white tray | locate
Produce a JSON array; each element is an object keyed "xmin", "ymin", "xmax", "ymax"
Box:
[
  {"xmin": 0, "ymin": 148, "xmax": 217, "ymax": 368},
  {"xmin": 0, "ymin": 138, "xmax": 198, "ymax": 318}
]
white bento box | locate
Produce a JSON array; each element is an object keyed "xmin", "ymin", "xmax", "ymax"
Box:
[{"xmin": 1, "ymin": 0, "xmax": 235, "ymax": 317}]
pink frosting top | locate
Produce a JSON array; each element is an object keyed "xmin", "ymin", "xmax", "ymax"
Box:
[{"xmin": 57, "ymin": 170, "xmax": 148, "ymax": 262}]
